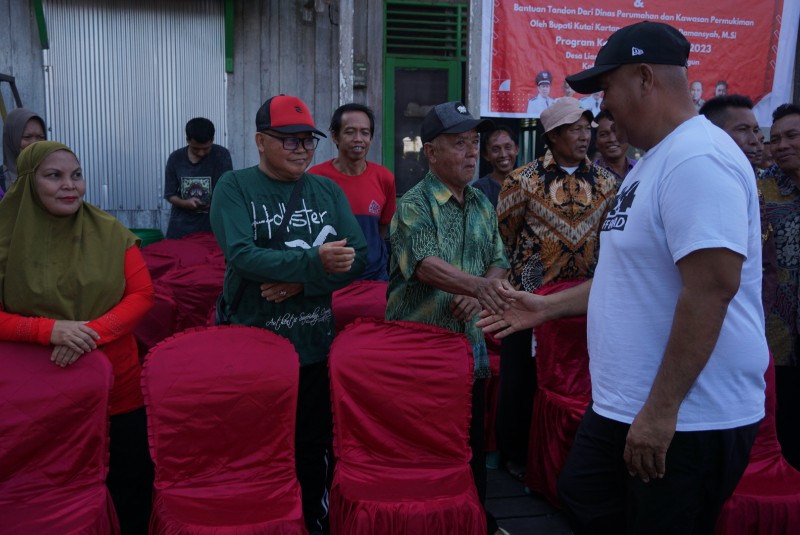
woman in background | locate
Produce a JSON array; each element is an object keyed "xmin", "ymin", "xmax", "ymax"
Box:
[
  {"xmin": 2, "ymin": 108, "xmax": 47, "ymax": 191},
  {"xmin": 0, "ymin": 141, "xmax": 154, "ymax": 534}
]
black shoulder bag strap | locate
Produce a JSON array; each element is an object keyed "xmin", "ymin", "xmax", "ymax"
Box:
[{"xmin": 226, "ymin": 176, "xmax": 305, "ymax": 315}]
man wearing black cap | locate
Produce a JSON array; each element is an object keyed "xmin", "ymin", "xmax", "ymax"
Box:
[
  {"xmin": 480, "ymin": 21, "xmax": 768, "ymax": 533},
  {"xmin": 210, "ymin": 94, "xmax": 367, "ymax": 534},
  {"xmin": 526, "ymin": 70, "xmax": 554, "ymax": 117},
  {"xmin": 385, "ymin": 101, "xmax": 510, "ymax": 535}
]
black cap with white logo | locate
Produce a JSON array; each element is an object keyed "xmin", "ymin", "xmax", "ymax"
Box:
[
  {"xmin": 566, "ymin": 21, "xmax": 691, "ymax": 94},
  {"xmin": 420, "ymin": 102, "xmax": 494, "ymax": 144}
]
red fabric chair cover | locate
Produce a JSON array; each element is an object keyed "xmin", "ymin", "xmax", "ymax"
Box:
[
  {"xmin": 142, "ymin": 326, "xmax": 306, "ymax": 534},
  {"xmin": 525, "ymin": 279, "xmax": 591, "ymax": 508},
  {"xmin": 484, "ymin": 333, "xmax": 502, "ymax": 452},
  {"xmin": 714, "ymin": 354, "xmax": 800, "ymax": 534},
  {"xmin": 153, "ymin": 262, "xmax": 225, "ymax": 332},
  {"xmin": 134, "ymin": 291, "xmax": 178, "ymax": 356},
  {"xmin": 0, "ymin": 342, "xmax": 119, "ymax": 534},
  {"xmin": 141, "ymin": 232, "xmax": 223, "ymax": 279},
  {"xmin": 179, "ymin": 231, "xmax": 225, "ymax": 255},
  {"xmin": 136, "ymin": 232, "xmax": 225, "ymax": 352},
  {"xmin": 140, "ymin": 246, "xmax": 181, "ymax": 280},
  {"xmin": 331, "ymin": 280, "xmax": 388, "ymax": 331},
  {"xmin": 328, "ymin": 318, "xmax": 485, "ymax": 535}
]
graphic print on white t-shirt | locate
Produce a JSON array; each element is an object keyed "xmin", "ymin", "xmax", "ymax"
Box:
[{"xmin": 601, "ymin": 180, "xmax": 639, "ymax": 232}]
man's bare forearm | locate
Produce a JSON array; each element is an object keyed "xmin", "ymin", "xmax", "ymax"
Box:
[
  {"xmin": 416, "ymin": 256, "xmax": 486, "ymax": 296},
  {"xmin": 544, "ymin": 279, "xmax": 592, "ymax": 322}
]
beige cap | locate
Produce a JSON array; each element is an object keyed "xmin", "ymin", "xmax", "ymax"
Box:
[{"xmin": 540, "ymin": 98, "xmax": 593, "ymax": 133}]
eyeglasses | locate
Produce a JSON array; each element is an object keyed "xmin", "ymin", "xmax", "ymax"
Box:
[
  {"xmin": 21, "ymin": 134, "xmax": 47, "ymax": 143},
  {"xmin": 260, "ymin": 131, "xmax": 319, "ymax": 151}
]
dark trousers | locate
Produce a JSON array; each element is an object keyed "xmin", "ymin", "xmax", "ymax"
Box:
[
  {"xmin": 296, "ymin": 361, "xmax": 333, "ymax": 535},
  {"xmin": 470, "ymin": 378, "xmax": 499, "ymax": 535},
  {"xmin": 107, "ymin": 407, "xmax": 155, "ymax": 535},
  {"xmin": 557, "ymin": 406, "xmax": 759, "ymax": 535},
  {"xmin": 496, "ymin": 328, "xmax": 536, "ymax": 466},
  {"xmin": 776, "ymin": 365, "xmax": 800, "ymax": 469}
]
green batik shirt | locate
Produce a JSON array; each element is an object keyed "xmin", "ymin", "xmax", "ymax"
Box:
[{"xmin": 385, "ymin": 172, "xmax": 509, "ymax": 378}]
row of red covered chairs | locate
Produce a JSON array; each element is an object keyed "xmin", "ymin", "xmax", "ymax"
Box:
[
  {"xmin": 0, "ymin": 319, "xmax": 486, "ymax": 534},
  {"xmin": 134, "ymin": 232, "xmax": 504, "ymax": 453},
  {"xmin": 7, "ymin": 304, "xmax": 795, "ymax": 534},
  {"xmin": 144, "ymin": 320, "xmax": 485, "ymax": 533},
  {"xmin": 5, "ymin": 233, "xmax": 791, "ymax": 533}
]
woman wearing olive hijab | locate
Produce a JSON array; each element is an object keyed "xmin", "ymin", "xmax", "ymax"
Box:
[{"xmin": 0, "ymin": 141, "xmax": 155, "ymax": 534}]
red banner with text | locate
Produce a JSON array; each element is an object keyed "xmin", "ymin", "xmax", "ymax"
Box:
[{"xmin": 483, "ymin": 0, "xmax": 784, "ymax": 117}]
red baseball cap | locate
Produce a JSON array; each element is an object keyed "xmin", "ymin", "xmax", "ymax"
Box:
[{"xmin": 255, "ymin": 94, "xmax": 326, "ymax": 137}]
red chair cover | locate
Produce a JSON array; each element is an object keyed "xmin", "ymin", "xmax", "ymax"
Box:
[
  {"xmin": 526, "ymin": 279, "xmax": 590, "ymax": 508},
  {"xmin": 331, "ymin": 280, "xmax": 388, "ymax": 331},
  {"xmin": 484, "ymin": 333, "xmax": 502, "ymax": 452},
  {"xmin": 328, "ymin": 318, "xmax": 485, "ymax": 535},
  {"xmin": 0, "ymin": 342, "xmax": 119, "ymax": 534},
  {"xmin": 141, "ymin": 248, "xmax": 181, "ymax": 280},
  {"xmin": 142, "ymin": 326, "xmax": 306, "ymax": 535},
  {"xmin": 134, "ymin": 291, "xmax": 178, "ymax": 356},
  {"xmin": 179, "ymin": 231, "xmax": 225, "ymax": 254},
  {"xmin": 141, "ymin": 232, "xmax": 223, "ymax": 279},
  {"xmin": 715, "ymin": 354, "xmax": 800, "ymax": 534},
  {"xmin": 153, "ymin": 262, "xmax": 225, "ymax": 332},
  {"xmin": 137, "ymin": 232, "xmax": 225, "ymax": 351}
]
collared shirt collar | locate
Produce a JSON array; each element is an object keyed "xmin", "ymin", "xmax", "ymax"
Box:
[
  {"xmin": 542, "ymin": 149, "xmax": 592, "ymax": 173},
  {"xmin": 426, "ymin": 171, "xmax": 476, "ymax": 206}
]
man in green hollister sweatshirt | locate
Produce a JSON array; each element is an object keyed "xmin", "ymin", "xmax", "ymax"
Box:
[{"xmin": 210, "ymin": 94, "xmax": 367, "ymax": 535}]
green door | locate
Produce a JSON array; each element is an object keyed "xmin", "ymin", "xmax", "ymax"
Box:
[{"xmin": 383, "ymin": 57, "xmax": 460, "ymax": 196}]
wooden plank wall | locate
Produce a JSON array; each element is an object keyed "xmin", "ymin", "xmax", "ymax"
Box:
[
  {"xmin": 0, "ymin": 0, "xmax": 46, "ymax": 129},
  {"xmin": 227, "ymin": 0, "xmax": 342, "ymax": 170},
  {"xmin": 227, "ymin": 0, "xmax": 389, "ymax": 170},
  {"xmin": 353, "ymin": 0, "xmax": 385, "ymax": 164}
]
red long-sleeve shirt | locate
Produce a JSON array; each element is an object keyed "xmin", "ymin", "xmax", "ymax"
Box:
[{"xmin": 0, "ymin": 246, "xmax": 154, "ymax": 415}]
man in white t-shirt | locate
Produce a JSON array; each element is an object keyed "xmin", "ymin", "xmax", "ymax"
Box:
[{"xmin": 479, "ymin": 21, "xmax": 767, "ymax": 534}]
